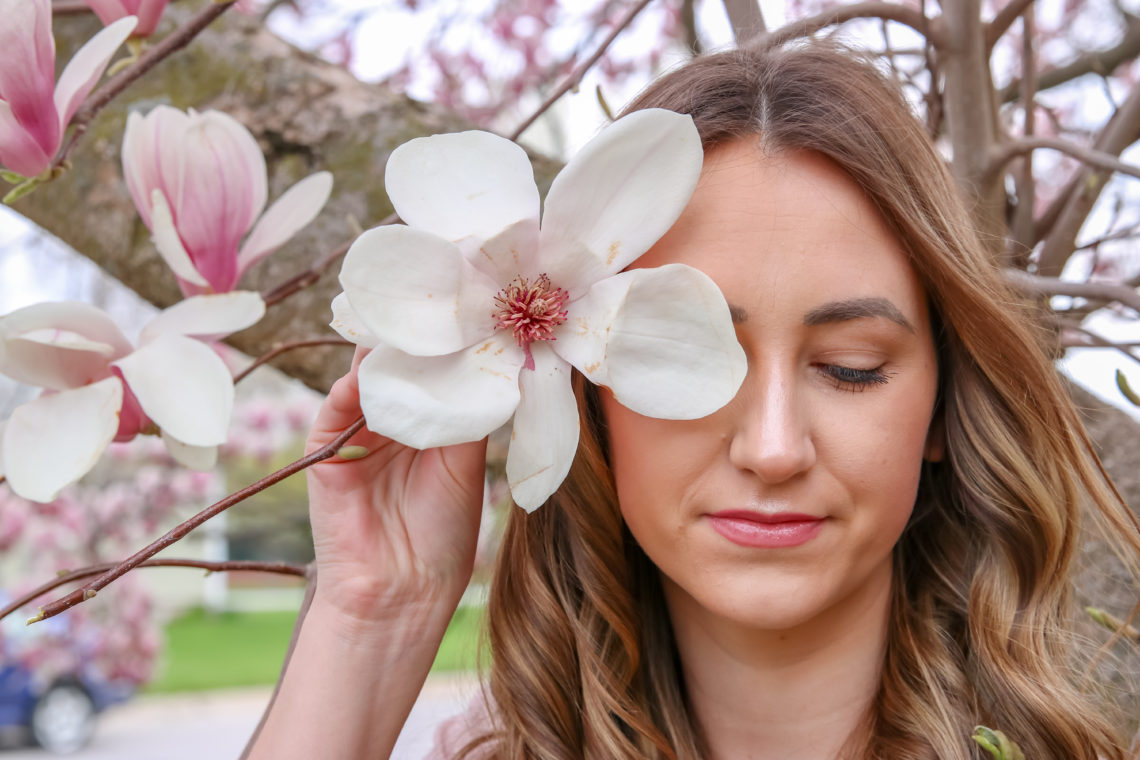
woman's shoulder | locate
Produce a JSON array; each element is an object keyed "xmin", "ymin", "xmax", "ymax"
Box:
[{"xmin": 425, "ymin": 689, "xmax": 498, "ymax": 760}]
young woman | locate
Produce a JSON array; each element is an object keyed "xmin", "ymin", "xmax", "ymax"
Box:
[{"xmin": 247, "ymin": 43, "xmax": 1140, "ymax": 759}]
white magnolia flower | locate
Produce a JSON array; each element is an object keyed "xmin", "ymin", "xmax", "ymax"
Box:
[
  {"xmin": 334, "ymin": 109, "xmax": 746, "ymax": 511},
  {"xmin": 0, "ymin": 292, "xmax": 264, "ymax": 502}
]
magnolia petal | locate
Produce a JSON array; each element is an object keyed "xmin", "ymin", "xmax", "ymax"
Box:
[
  {"xmin": 0, "ymin": 0, "xmax": 58, "ymax": 166},
  {"xmin": 173, "ymin": 111, "xmax": 268, "ymax": 291},
  {"xmin": 0, "ymin": 419, "xmax": 6, "ymax": 479},
  {"xmin": 357, "ymin": 331, "xmax": 525, "ymax": 449},
  {"xmin": 538, "ymin": 109, "xmax": 703, "ymax": 295},
  {"xmin": 0, "ymin": 99, "xmax": 54, "ymax": 178},
  {"xmin": 505, "ymin": 343, "xmax": 579, "ymax": 512},
  {"xmin": 53, "ymin": 16, "xmax": 136, "ymax": 130},
  {"xmin": 385, "ymin": 130, "xmax": 540, "ymax": 247},
  {"xmin": 554, "ymin": 264, "xmax": 746, "ymax": 419},
  {"xmin": 113, "ymin": 333, "xmax": 234, "ymax": 447},
  {"xmin": 340, "ymin": 225, "xmax": 499, "ymax": 357},
  {"xmin": 151, "ymin": 190, "xmax": 209, "ymax": 287},
  {"xmin": 139, "ymin": 291, "xmax": 265, "ymax": 345},
  {"xmin": 465, "ymin": 217, "xmax": 541, "ymax": 285},
  {"xmin": 122, "ymin": 106, "xmax": 191, "ymax": 229},
  {"xmin": 2, "ymin": 377, "xmax": 122, "ymax": 502},
  {"xmin": 0, "ymin": 301, "xmax": 132, "ymax": 389},
  {"xmin": 161, "ymin": 431, "xmax": 218, "ymax": 471},
  {"xmin": 329, "ymin": 292, "xmax": 379, "ymax": 349},
  {"xmin": 237, "ymin": 171, "xmax": 333, "ymax": 277}
]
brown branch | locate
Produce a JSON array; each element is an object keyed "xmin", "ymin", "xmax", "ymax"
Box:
[
  {"xmin": 52, "ymin": 0, "xmax": 94, "ymax": 14},
  {"xmin": 989, "ymin": 137, "xmax": 1140, "ymax": 182},
  {"xmin": 54, "ymin": 1, "xmax": 239, "ymax": 169},
  {"xmin": 751, "ymin": 2, "xmax": 943, "ymax": 50},
  {"xmin": 722, "ymin": 0, "xmax": 767, "ymax": 44},
  {"xmin": 27, "ymin": 415, "xmax": 366, "ymax": 624},
  {"xmin": 1009, "ymin": 8, "xmax": 1037, "ymax": 267},
  {"xmin": 509, "ymin": 0, "xmax": 656, "ymax": 140},
  {"xmin": 1035, "ymin": 83, "xmax": 1140, "ymax": 276},
  {"xmin": 1059, "ymin": 324, "xmax": 1140, "ymax": 369},
  {"xmin": 1000, "ymin": 13, "xmax": 1140, "ymax": 103},
  {"xmin": 233, "ymin": 338, "xmax": 352, "ymax": 384},
  {"xmin": 1004, "ymin": 269, "xmax": 1140, "ymax": 314},
  {"xmin": 3, "ymin": 559, "xmax": 306, "ymax": 624},
  {"xmin": 986, "ymin": 0, "xmax": 1035, "ymax": 50}
]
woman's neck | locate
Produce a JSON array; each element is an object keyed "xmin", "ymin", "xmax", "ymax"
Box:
[{"xmin": 664, "ymin": 560, "xmax": 892, "ymax": 760}]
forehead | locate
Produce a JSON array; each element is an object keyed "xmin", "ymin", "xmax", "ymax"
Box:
[{"xmin": 632, "ymin": 140, "xmax": 928, "ymax": 326}]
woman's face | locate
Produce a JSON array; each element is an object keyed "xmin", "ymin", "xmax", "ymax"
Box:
[{"xmin": 602, "ymin": 140, "xmax": 941, "ymax": 634}]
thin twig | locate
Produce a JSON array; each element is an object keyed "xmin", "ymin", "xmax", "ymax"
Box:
[
  {"xmin": 1, "ymin": 559, "xmax": 306, "ymax": 624},
  {"xmin": 988, "ymin": 137, "xmax": 1140, "ymax": 183},
  {"xmin": 1059, "ymin": 324, "xmax": 1140, "ymax": 369},
  {"xmin": 54, "ymin": 1, "xmax": 239, "ymax": 169},
  {"xmin": 751, "ymin": 2, "xmax": 942, "ymax": 50},
  {"xmin": 509, "ymin": 0, "xmax": 656, "ymax": 141},
  {"xmin": 261, "ymin": 239, "xmax": 358, "ymax": 307},
  {"xmin": 233, "ymin": 338, "xmax": 353, "ymax": 384},
  {"xmin": 985, "ymin": 0, "xmax": 1035, "ymax": 50},
  {"xmin": 1004, "ymin": 269, "xmax": 1140, "ymax": 314},
  {"xmin": 28, "ymin": 415, "xmax": 366, "ymax": 624}
]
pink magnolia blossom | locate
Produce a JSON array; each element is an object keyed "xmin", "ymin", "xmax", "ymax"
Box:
[
  {"xmin": 0, "ymin": 292, "xmax": 264, "ymax": 502},
  {"xmin": 0, "ymin": 0, "xmax": 135, "ymax": 178},
  {"xmin": 122, "ymin": 105, "xmax": 333, "ymax": 295},
  {"xmin": 84, "ymin": 0, "xmax": 168, "ymax": 37}
]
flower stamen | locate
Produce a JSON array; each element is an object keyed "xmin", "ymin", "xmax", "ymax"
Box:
[{"xmin": 493, "ymin": 274, "xmax": 570, "ymax": 368}]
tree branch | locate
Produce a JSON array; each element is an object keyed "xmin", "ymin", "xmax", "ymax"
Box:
[
  {"xmin": 1009, "ymin": 8, "xmax": 1037, "ymax": 267},
  {"xmin": 986, "ymin": 0, "xmax": 1035, "ymax": 50},
  {"xmin": 55, "ymin": 1, "xmax": 239, "ymax": 169},
  {"xmin": 1058, "ymin": 324, "xmax": 1140, "ymax": 369},
  {"xmin": 233, "ymin": 337, "xmax": 352, "ymax": 384},
  {"xmin": 52, "ymin": 1, "xmax": 94, "ymax": 14},
  {"xmin": 989, "ymin": 137, "xmax": 1140, "ymax": 182},
  {"xmin": 1035, "ymin": 83, "xmax": 1140, "ymax": 277},
  {"xmin": 722, "ymin": 0, "xmax": 767, "ymax": 44},
  {"xmin": 751, "ymin": 2, "xmax": 943, "ymax": 50},
  {"xmin": 1, "ymin": 559, "xmax": 307, "ymax": 624},
  {"xmin": 1003, "ymin": 269, "xmax": 1140, "ymax": 314},
  {"xmin": 509, "ymin": 0, "xmax": 656, "ymax": 140},
  {"xmin": 27, "ymin": 415, "xmax": 366, "ymax": 625},
  {"xmin": 1000, "ymin": 13, "xmax": 1140, "ymax": 103}
]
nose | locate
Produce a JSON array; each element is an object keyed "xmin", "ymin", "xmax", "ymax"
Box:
[{"xmin": 727, "ymin": 362, "xmax": 816, "ymax": 484}]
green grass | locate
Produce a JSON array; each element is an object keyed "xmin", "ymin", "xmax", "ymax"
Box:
[{"xmin": 144, "ymin": 604, "xmax": 484, "ymax": 693}]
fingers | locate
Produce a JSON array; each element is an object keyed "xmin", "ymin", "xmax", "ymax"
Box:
[{"xmin": 307, "ymin": 347, "xmax": 384, "ymax": 453}]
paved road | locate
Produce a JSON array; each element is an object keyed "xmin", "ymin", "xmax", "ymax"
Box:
[{"xmin": 0, "ymin": 675, "xmax": 476, "ymax": 759}]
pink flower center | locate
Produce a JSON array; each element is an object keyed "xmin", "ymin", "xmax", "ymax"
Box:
[{"xmin": 493, "ymin": 274, "xmax": 569, "ymax": 368}]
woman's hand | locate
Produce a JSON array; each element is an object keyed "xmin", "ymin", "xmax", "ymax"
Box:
[{"xmin": 304, "ymin": 347, "xmax": 488, "ymax": 632}]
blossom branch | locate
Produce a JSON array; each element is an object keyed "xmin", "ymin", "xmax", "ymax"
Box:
[
  {"xmin": 509, "ymin": 0, "xmax": 656, "ymax": 140},
  {"xmin": 988, "ymin": 137, "xmax": 1140, "ymax": 183},
  {"xmin": 51, "ymin": 1, "xmax": 95, "ymax": 14},
  {"xmin": 27, "ymin": 414, "xmax": 366, "ymax": 625},
  {"xmin": 233, "ymin": 337, "xmax": 353, "ymax": 384},
  {"xmin": 54, "ymin": 0, "xmax": 239, "ymax": 169},
  {"xmin": 985, "ymin": 0, "xmax": 1034, "ymax": 50},
  {"xmin": 1058, "ymin": 324, "xmax": 1140, "ymax": 369},
  {"xmin": 751, "ymin": 2, "xmax": 944, "ymax": 50},
  {"xmin": 1003, "ymin": 269, "xmax": 1140, "ymax": 314},
  {"xmin": 2, "ymin": 559, "xmax": 307, "ymax": 624}
]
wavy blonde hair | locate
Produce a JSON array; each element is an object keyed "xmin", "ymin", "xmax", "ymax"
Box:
[{"xmin": 467, "ymin": 43, "xmax": 1140, "ymax": 759}]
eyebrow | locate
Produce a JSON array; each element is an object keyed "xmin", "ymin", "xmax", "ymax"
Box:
[
  {"xmin": 802, "ymin": 297, "xmax": 915, "ymax": 332},
  {"xmin": 727, "ymin": 297, "xmax": 915, "ymax": 332}
]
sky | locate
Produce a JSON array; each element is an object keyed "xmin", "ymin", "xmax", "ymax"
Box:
[{"xmin": 2, "ymin": 0, "xmax": 1140, "ymax": 422}]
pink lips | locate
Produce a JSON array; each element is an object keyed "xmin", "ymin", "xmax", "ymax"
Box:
[{"xmin": 706, "ymin": 510, "xmax": 825, "ymax": 548}]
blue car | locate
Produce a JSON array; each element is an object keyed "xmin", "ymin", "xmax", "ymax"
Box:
[{"xmin": 0, "ymin": 597, "xmax": 134, "ymax": 754}]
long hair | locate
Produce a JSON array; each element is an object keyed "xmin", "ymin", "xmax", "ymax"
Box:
[{"xmin": 471, "ymin": 43, "xmax": 1140, "ymax": 759}]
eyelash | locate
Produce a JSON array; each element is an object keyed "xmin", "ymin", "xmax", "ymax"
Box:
[{"xmin": 817, "ymin": 364, "xmax": 892, "ymax": 392}]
